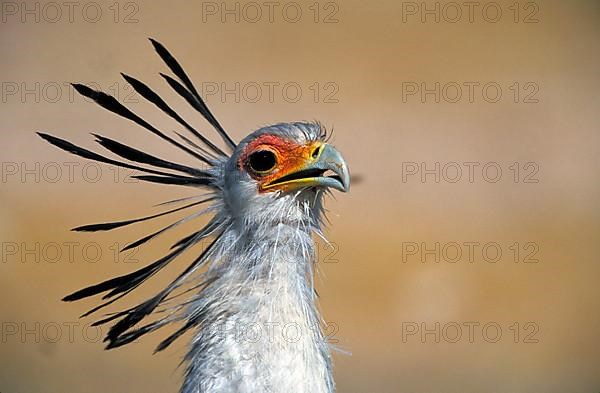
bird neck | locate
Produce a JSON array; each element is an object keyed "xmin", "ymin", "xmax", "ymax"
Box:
[{"xmin": 182, "ymin": 209, "xmax": 334, "ymax": 393}]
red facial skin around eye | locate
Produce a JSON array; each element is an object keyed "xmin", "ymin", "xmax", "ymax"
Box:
[{"xmin": 238, "ymin": 134, "xmax": 317, "ymax": 191}]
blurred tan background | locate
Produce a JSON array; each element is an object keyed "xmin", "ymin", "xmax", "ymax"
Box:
[{"xmin": 1, "ymin": 0, "xmax": 599, "ymax": 392}]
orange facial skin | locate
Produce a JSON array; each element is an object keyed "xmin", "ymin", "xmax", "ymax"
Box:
[{"xmin": 238, "ymin": 134, "xmax": 323, "ymax": 193}]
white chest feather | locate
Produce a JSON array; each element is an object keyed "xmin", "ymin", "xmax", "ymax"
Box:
[{"xmin": 182, "ymin": 222, "xmax": 334, "ymax": 393}]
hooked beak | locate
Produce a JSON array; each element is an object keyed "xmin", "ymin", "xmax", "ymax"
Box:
[{"xmin": 264, "ymin": 144, "xmax": 350, "ymax": 193}]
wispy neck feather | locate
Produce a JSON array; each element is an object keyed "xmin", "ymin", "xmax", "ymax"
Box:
[{"xmin": 182, "ymin": 193, "xmax": 334, "ymax": 393}]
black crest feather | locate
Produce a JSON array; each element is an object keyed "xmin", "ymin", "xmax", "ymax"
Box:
[{"xmin": 39, "ymin": 39, "xmax": 235, "ymax": 350}]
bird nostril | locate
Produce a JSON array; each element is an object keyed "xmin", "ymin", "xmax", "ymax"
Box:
[{"xmin": 312, "ymin": 146, "xmax": 321, "ymax": 159}]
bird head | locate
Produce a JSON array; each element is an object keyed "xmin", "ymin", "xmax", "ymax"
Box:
[{"xmin": 222, "ymin": 122, "xmax": 350, "ymax": 224}]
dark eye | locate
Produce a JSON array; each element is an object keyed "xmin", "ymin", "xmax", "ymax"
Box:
[{"xmin": 248, "ymin": 150, "xmax": 277, "ymax": 173}]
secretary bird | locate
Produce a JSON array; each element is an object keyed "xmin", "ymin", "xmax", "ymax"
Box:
[{"xmin": 38, "ymin": 39, "xmax": 349, "ymax": 393}]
